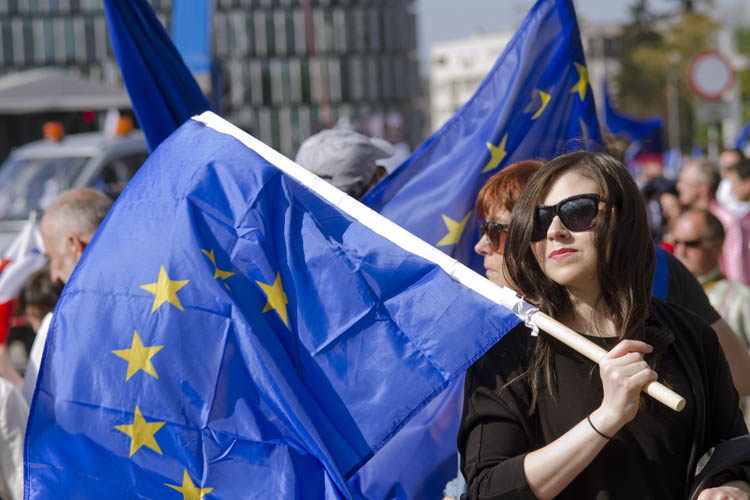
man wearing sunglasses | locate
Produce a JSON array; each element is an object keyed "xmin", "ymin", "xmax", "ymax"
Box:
[
  {"xmin": 673, "ymin": 208, "xmax": 750, "ymax": 425},
  {"xmin": 673, "ymin": 209, "xmax": 750, "ymax": 354},
  {"xmin": 677, "ymin": 158, "xmax": 750, "ymax": 286}
]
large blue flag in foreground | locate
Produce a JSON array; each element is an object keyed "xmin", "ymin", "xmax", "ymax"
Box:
[
  {"xmin": 24, "ymin": 113, "xmax": 519, "ymax": 498},
  {"xmin": 103, "ymin": 0, "xmax": 211, "ymax": 151},
  {"xmin": 363, "ymin": 0, "xmax": 601, "ymax": 274}
]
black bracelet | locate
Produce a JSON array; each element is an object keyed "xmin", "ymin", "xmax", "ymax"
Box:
[{"xmin": 587, "ymin": 414, "xmax": 614, "ymax": 440}]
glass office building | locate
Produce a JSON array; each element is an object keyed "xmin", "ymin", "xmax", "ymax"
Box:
[{"xmin": 0, "ymin": 0, "xmax": 420, "ymax": 157}]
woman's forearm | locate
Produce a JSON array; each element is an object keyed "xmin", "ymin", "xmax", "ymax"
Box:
[{"xmin": 523, "ymin": 408, "xmax": 621, "ymax": 500}]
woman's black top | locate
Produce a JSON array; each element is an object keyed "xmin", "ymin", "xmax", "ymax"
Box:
[{"xmin": 458, "ymin": 298, "xmax": 749, "ymax": 500}]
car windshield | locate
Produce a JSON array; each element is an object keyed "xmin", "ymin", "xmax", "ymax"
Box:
[{"xmin": 0, "ymin": 155, "xmax": 89, "ymax": 221}]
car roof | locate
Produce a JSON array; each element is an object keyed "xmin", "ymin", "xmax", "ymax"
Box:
[{"xmin": 11, "ymin": 130, "xmax": 147, "ymax": 160}]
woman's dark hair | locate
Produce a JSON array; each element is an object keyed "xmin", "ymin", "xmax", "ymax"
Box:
[{"xmin": 503, "ymin": 151, "xmax": 655, "ymax": 412}]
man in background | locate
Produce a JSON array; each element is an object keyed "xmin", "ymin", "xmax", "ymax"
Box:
[
  {"xmin": 677, "ymin": 158, "xmax": 750, "ymax": 285},
  {"xmin": 717, "ymin": 148, "xmax": 750, "ymax": 218},
  {"xmin": 295, "ymin": 128, "xmax": 394, "ymax": 200},
  {"xmin": 672, "ymin": 208, "xmax": 750, "ymax": 424}
]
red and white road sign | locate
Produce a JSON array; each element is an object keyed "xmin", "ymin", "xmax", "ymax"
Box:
[{"xmin": 688, "ymin": 50, "xmax": 736, "ymax": 101}]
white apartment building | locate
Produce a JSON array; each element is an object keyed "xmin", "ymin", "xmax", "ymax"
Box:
[{"xmin": 429, "ymin": 32, "xmax": 513, "ymax": 132}]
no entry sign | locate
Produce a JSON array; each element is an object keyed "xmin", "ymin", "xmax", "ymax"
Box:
[{"xmin": 688, "ymin": 50, "xmax": 735, "ymax": 101}]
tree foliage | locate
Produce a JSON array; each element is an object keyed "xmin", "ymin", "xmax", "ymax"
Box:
[{"xmin": 612, "ymin": 0, "xmax": 718, "ymax": 150}]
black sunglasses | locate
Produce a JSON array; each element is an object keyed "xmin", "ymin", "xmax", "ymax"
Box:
[
  {"xmin": 479, "ymin": 221, "xmax": 509, "ymax": 253},
  {"xmin": 531, "ymin": 193, "xmax": 604, "ymax": 242}
]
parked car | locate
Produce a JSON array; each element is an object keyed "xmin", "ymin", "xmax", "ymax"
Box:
[{"xmin": 0, "ymin": 126, "xmax": 149, "ymax": 253}]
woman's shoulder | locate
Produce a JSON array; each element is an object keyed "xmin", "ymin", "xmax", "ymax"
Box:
[{"xmin": 650, "ymin": 297, "xmax": 718, "ymax": 354}]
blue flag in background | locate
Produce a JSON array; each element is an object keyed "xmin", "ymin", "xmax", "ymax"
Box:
[
  {"xmin": 356, "ymin": 1, "xmax": 599, "ymax": 496},
  {"xmin": 603, "ymin": 78, "xmax": 663, "ymax": 164},
  {"xmin": 603, "ymin": 81, "xmax": 662, "ymax": 145},
  {"xmin": 103, "ymin": 0, "xmax": 211, "ymax": 151},
  {"xmin": 735, "ymin": 121, "xmax": 750, "ymax": 150},
  {"xmin": 363, "ymin": 0, "xmax": 601, "ymax": 274},
  {"xmin": 23, "ymin": 113, "xmax": 519, "ymax": 498}
]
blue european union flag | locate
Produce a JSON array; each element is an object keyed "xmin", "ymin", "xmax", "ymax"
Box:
[
  {"xmin": 603, "ymin": 78, "xmax": 663, "ymax": 161},
  {"xmin": 103, "ymin": 0, "xmax": 211, "ymax": 152},
  {"xmin": 362, "ymin": 0, "xmax": 601, "ymax": 274},
  {"xmin": 23, "ymin": 113, "xmax": 519, "ymax": 498},
  {"xmin": 603, "ymin": 86, "xmax": 662, "ymax": 145}
]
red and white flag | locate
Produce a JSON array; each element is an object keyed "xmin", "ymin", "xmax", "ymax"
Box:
[{"xmin": 0, "ymin": 213, "xmax": 47, "ymax": 343}]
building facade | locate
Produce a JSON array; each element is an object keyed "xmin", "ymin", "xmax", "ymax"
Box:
[
  {"xmin": 0, "ymin": 0, "xmax": 421, "ymax": 158},
  {"xmin": 428, "ymin": 32, "xmax": 512, "ymax": 133}
]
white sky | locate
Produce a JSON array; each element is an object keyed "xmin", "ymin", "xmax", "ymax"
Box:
[{"xmin": 415, "ymin": 0, "xmax": 747, "ymax": 62}]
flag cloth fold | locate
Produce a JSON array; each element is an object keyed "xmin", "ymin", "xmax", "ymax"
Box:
[
  {"xmin": 23, "ymin": 113, "xmax": 519, "ymax": 498},
  {"xmin": 103, "ymin": 0, "xmax": 211, "ymax": 151},
  {"xmin": 356, "ymin": 0, "xmax": 600, "ymax": 496},
  {"xmin": 362, "ymin": 0, "xmax": 601, "ymax": 274}
]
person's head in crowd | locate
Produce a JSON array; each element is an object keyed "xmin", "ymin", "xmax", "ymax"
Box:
[
  {"xmin": 17, "ymin": 266, "xmax": 62, "ymax": 332},
  {"xmin": 40, "ymin": 188, "xmax": 112, "ymax": 284},
  {"xmin": 672, "ymin": 209, "xmax": 724, "ymax": 279},
  {"xmin": 719, "ymin": 148, "xmax": 746, "ymax": 179},
  {"xmin": 676, "ymin": 158, "xmax": 720, "ymax": 209},
  {"xmin": 295, "ymin": 128, "xmax": 395, "ymax": 199},
  {"xmin": 474, "ymin": 160, "xmax": 542, "ymax": 288},
  {"xmin": 729, "ymin": 157, "xmax": 750, "ymax": 203},
  {"xmin": 642, "ymin": 160, "xmax": 664, "ymax": 182},
  {"xmin": 505, "ymin": 151, "xmax": 654, "ymax": 338},
  {"xmin": 659, "ymin": 189, "xmax": 682, "ymax": 238},
  {"xmin": 600, "ymin": 128, "xmax": 627, "ymax": 165}
]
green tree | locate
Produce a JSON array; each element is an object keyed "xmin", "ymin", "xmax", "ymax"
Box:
[{"xmin": 613, "ymin": 2, "xmax": 718, "ymax": 150}]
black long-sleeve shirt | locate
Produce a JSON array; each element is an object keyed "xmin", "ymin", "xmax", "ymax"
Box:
[{"xmin": 458, "ymin": 298, "xmax": 749, "ymax": 500}]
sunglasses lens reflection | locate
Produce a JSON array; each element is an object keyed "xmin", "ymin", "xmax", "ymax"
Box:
[
  {"xmin": 560, "ymin": 198, "xmax": 597, "ymax": 231},
  {"xmin": 531, "ymin": 195, "xmax": 599, "ymax": 241}
]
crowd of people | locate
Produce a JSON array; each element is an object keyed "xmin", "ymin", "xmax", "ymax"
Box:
[{"xmin": 0, "ymin": 125, "xmax": 747, "ymax": 499}]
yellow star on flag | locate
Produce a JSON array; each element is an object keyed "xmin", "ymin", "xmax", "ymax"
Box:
[
  {"xmin": 165, "ymin": 470, "xmax": 214, "ymax": 500},
  {"xmin": 531, "ymin": 89, "xmax": 551, "ymax": 119},
  {"xmin": 256, "ymin": 272, "xmax": 289, "ymax": 326},
  {"xmin": 570, "ymin": 62, "xmax": 589, "ymax": 101},
  {"xmin": 201, "ymin": 249, "xmax": 235, "ymax": 281},
  {"xmin": 112, "ymin": 330, "xmax": 163, "ymax": 381},
  {"xmin": 140, "ymin": 266, "xmax": 189, "ymax": 313},
  {"xmin": 437, "ymin": 212, "xmax": 471, "ymax": 247},
  {"xmin": 481, "ymin": 134, "xmax": 508, "ymax": 173},
  {"xmin": 114, "ymin": 405, "xmax": 166, "ymax": 458}
]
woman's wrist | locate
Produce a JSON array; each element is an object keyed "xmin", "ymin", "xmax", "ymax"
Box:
[{"xmin": 589, "ymin": 407, "xmax": 624, "ymax": 439}]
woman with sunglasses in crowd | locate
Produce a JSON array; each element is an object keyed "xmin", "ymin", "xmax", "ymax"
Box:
[{"xmin": 459, "ymin": 151, "xmax": 750, "ymax": 500}]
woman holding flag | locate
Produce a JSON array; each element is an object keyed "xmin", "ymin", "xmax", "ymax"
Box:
[{"xmin": 459, "ymin": 152, "xmax": 750, "ymax": 499}]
